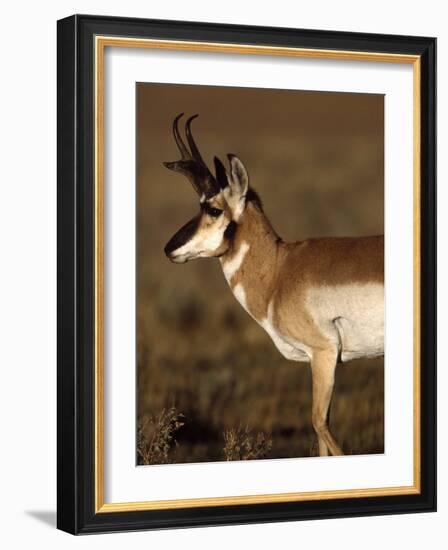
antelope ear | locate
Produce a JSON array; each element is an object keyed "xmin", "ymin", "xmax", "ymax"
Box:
[{"xmin": 228, "ymin": 154, "xmax": 249, "ymax": 198}]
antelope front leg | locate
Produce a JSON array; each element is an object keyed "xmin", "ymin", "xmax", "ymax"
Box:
[{"xmin": 311, "ymin": 348, "xmax": 344, "ymax": 457}]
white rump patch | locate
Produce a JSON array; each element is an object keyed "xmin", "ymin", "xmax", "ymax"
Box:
[{"xmin": 221, "ymin": 241, "xmax": 250, "ymax": 284}]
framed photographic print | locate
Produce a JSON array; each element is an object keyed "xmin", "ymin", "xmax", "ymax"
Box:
[{"xmin": 57, "ymin": 14, "xmax": 436, "ymax": 534}]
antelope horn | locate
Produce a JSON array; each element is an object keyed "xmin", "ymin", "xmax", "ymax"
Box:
[
  {"xmin": 163, "ymin": 114, "xmax": 221, "ymax": 199},
  {"xmin": 172, "ymin": 112, "xmax": 190, "ymax": 160},
  {"xmin": 185, "ymin": 114, "xmax": 205, "ymax": 164}
]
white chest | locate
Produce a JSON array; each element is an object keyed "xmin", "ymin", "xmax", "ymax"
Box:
[
  {"xmin": 221, "ymin": 242, "xmax": 312, "ymax": 363},
  {"xmin": 230, "ymin": 284, "xmax": 312, "ymax": 363},
  {"xmin": 221, "ymin": 242, "xmax": 250, "ymax": 284},
  {"xmin": 259, "ymin": 301, "xmax": 312, "ymax": 362}
]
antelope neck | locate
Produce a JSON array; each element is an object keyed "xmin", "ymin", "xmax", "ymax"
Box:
[{"xmin": 220, "ymin": 202, "xmax": 282, "ymax": 321}]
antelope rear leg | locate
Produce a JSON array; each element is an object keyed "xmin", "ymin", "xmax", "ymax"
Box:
[{"xmin": 311, "ymin": 348, "xmax": 344, "ymax": 457}]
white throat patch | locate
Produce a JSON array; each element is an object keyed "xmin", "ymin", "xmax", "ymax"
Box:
[{"xmin": 221, "ymin": 241, "xmax": 250, "ymax": 284}]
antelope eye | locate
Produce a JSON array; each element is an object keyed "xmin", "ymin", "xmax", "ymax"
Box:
[
  {"xmin": 202, "ymin": 203, "xmax": 223, "ymax": 217},
  {"xmin": 208, "ymin": 207, "xmax": 223, "ymax": 217}
]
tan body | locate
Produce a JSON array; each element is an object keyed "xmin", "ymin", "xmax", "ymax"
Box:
[
  {"xmin": 163, "ymin": 114, "xmax": 384, "ymax": 457},
  {"xmin": 220, "ymin": 203, "xmax": 384, "ymax": 456}
]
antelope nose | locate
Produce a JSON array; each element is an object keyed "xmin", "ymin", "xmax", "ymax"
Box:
[{"xmin": 164, "ymin": 236, "xmax": 179, "ymax": 257}]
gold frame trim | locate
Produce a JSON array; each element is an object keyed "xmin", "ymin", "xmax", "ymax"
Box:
[{"xmin": 94, "ymin": 36, "xmax": 421, "ymax": 513}]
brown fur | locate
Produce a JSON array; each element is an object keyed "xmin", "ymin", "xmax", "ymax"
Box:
[
  {"xmin": 281, "ymin": 235, "xmax": 384, "ymax": 287},
  {"xmin": 223, "ymin": 202, "xmax": 281, "ymax": 320},
  {"xmin": 222, "ymin": 202, "xmax": 383, "ymax": 332},
  {"xmin": 219, "ymin": 200, "xmax": 383, "ymax": 456},
  {"xmin": 222, "ymin": 203, "xmax": 384, "ymax": 356}
]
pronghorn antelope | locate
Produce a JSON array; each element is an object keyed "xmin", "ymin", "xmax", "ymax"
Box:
[{"xmin": 163, "ymin": 113, "xmax": 384, "ymax": 457}]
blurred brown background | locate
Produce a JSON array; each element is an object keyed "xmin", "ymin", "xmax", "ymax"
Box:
[{"xmin": 136, "ymin": 83, "xmax": 384, "ymax": 464}]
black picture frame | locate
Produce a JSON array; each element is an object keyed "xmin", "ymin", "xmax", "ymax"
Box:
[{"xmin": 57, "ymin": 14, "xmax": 436, "ymax": 534}]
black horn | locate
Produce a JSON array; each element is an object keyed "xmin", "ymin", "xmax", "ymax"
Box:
[
  {"xmin": 185, "ymin": 114, "xmax": 205, "ymax": 164},
  {"xmin": 172, "ymin": 112, "xmax": 190, "ymax": 160},
  {"xmin": 163, "ymin": 114, "xmax": 221, "ymax": 198}
]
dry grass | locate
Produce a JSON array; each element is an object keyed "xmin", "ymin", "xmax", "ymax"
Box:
[
  {"xmin": 137, "ymin": 411, "xmax": 274, "ymax": 465},
  {"xmin": 223, "ymin": 426, "xmax": 273, "ymax": 461},
  {"xmin": 137, "ymin": 407, "xmax": 184, "ymax": 465}
]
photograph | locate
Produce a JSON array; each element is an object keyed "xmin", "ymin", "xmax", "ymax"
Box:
[{"xmin": 136, "ymin": 82, "xmax": 385, "ymax": 465}]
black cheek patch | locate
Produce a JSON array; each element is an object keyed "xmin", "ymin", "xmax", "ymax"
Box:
[
  {"xmin": 224, "ymin": 220, "xmax": 237, "ymax": 241},
  {"xmin": 164, "ymin": 215, "xmax": 200, "ymax": 256}
]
